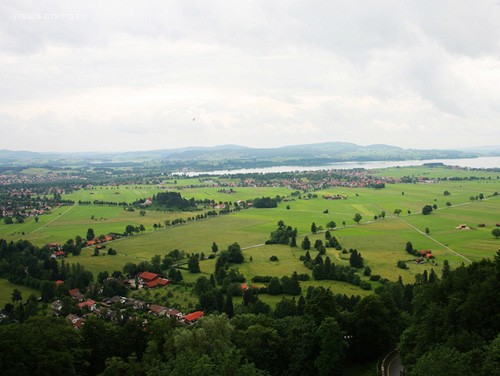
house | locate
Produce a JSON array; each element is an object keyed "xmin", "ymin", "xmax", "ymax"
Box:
[
  {"xmin": 426, "ymin": 253, "xmax": 435, "ymax": 259},
  {"xmin": 73, "ymin": 318, "xmax": 85, "ymax": 330},
  {"xmin": 182, "ymin": 311, "xmax": 204, "ymax": 325},
  {"xmin": 137, "ymin": 272, "xmax": 171, "ymax": 289},
  {"xmin": 241, "ymin": 284, "xmax": 258, "ymax": 291},
  {"xmin": 478, "ymin": 224, "xmax": 486, "ymax": 227},
  {"xmin": 149, "ymin": 304, "xmax": 167, "ymax": 316},
  {"xmin": 458, "ymin": 224, "xmax": 467, "ymax": 229},
  {"xmin": 78, "ymin": 300, "xmax": 96, "ymax": 311},
  {"xmin": 66, "ymin": 314, "xmax": 80, "ymax": 324},
  {"xmin": 51, "ymin": 300, "xmax": 63, "ymax": 312},
  {"xmin": 123, "ymin": 298, "xmax": 148, "ymax": 310},
  {"xmin": 55, "ymin": 280, "xmax": 65, "ymax": 287},
  {"xmin": 145, "ymin": 278, "xmax": 171, "ymax": 289},
  {"xmin": 66, "ymin": 314, "xmax": 85, "ymax": 329},
  {"xmin": 137, "ymin": 271, "xmax": 160, "ymax": 284},
  {"xmin": 166, "ymin": 308, "xmax": 183, "ymax": 319},
  {"xmin": 50, "ymin": 251, "xmax": 65, "ymax": 259},
  {"xmin": 108, "ymin": 295, "xmax": 124, "ymax": 305},
  {"xmin": 45, "ymin": 243, "xmax": 62, "ymax": 250},
  {"xmin": 68, "ymin": 288, "xmax": 85, "ymax": 302}
]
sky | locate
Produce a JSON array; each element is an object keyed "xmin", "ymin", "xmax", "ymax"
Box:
[{"xmin": 1, "ymin": 1, "xmax": 500, "ymax": 153}]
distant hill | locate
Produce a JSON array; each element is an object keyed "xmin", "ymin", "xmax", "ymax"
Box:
[
  {"xmin": 0, "ymin": 142, "xmax": 482, "ymax": 169},
  {"xmin": 455, "ymin": 145, "xmax": 500, "ymax": 156}
]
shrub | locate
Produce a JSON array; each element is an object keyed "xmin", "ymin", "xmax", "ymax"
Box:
[{"xmin": 360, "ymin": 281, "xmax": 372, "ymax": 290}]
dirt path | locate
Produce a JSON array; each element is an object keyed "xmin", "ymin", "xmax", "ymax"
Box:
[{"xmin": 31, "ymin": 205, "xmax": 74, "ymax": 234}]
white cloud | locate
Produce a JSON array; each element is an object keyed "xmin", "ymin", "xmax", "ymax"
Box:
[{"xmin": 1, "ymin": 0, "xmax": 500, "ymax": 152}]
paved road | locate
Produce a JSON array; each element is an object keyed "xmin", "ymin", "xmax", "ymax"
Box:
[{"xmin": 386, "ymin": 352, "xmax": 404, "ymax": 376}]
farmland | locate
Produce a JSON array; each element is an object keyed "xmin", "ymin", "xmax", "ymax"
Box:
[{"xmin": 2, "ymin": 165, "xmax": 500, "ymax": 307}]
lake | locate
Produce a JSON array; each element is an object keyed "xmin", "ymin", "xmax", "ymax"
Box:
[{"xmin": 175, "ymin": 156, "xmax": 500, "ymax": 176}]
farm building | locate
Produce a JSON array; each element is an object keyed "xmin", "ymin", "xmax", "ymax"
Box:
[{"xmin": 182, "ymin": 311, "xmax": 204, "ymax": 325}]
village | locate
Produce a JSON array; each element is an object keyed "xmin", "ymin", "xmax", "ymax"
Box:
[{"xmin": 51, "ymin": 270, "xmax": 204, "ymax": 330}]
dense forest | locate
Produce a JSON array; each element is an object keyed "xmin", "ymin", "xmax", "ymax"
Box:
[{"xmin": 1, "ymin": 248, "xmax": 500, "ymax": 375}]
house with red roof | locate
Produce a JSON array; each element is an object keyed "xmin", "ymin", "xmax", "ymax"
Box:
[
  {"xmin": 66, "ymin": 314, "xmax": 85, "ymax": 329},
  {"xmin": 50, "ymin": 251, "xmax": 65, "ymax": 259},
  {"xmin": 78, "ymin": 300, "xmax": 96, "ymax": 311},
  {"xmin": 145, "ymin": 278, "xmax": 171, "ymax": 289},
  {"xmin": 182, "ymin": 311, "xmax": 204, "ymax": 325},
  {"xmin": 68, "ymin": 288, "xmax": 85, "ymax": 302},
  {"xmin": 137, "ymin": 271, "xmax": 159, "ymax": 283},
  {"xmin": 137, "ymin": 272, "xmax": 171, "ymax": 289}
]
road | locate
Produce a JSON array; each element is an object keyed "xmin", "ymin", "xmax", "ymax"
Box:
[{"xmin": 385, "ymin": 351, "xmax": 404, "ymax": 376}]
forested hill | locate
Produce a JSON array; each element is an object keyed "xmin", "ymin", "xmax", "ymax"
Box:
[
  {"xmin": 0, "ymin": 142, "xmax": 480, "ymax": 167},
  {"xmin": 399, "ymin": 252, "xmax": 500, "ymax": 375}
]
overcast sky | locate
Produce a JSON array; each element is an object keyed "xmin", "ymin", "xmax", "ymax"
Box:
[{"xmin": 1, "ymin": 1, "xmax": 500, "ymax": 152}]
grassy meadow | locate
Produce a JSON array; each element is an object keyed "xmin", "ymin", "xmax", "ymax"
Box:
[
  {"xmin": 3, "ymin": 166, "xmax": 500, "ymax": 303},
  {"xmin": 0, "ymin": 278, "xmax": 40, "ymax": 307}
]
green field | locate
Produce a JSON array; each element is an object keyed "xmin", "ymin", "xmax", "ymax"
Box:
[
  {"xmin": 3, "ymin": 166, "xmax": 500, "ymax": 301},
  {"xmin": 0, "ymin": 279, "xmax": 40, "ymax": 307}
]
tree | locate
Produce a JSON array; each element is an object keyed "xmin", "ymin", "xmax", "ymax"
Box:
[
  {"xmin": 211, "ymin": 242, "xmax": 218, "ymax": 253},
  {"xmin": 381, "ymin": 211, "xmax": 386, "ymax": 219},
  {"xmin": 394, "ymin": 209, "xmax": 402, "ymax": 216},
  {"xmin": 274, "ymin": 297, "xmax": 298, "ymax": 318},
  {"xmin": 492, "ymin": 228, "xmax": 500, "ymax": 239},
  {"xmin": 326, "ymin": 221, "xmax": 336, "ymax": 229},
  {"xmin": 187, "ymin": 255, "xmax": 201, "ymax": 273},
  {"xmin": 311, "ymin": 222, "xmax": 317, "ymax": 234},
  {"xmin": 444, "ymin": 190, "xmax": 451, "ymax": 196},
  {"xmin": 224, "ymin": 294, "xmax": 234, "ymax": 317},
  {"xmin": 422, "ymin": 205, "xmax": 433, "ymax": 215},
  {"xmin": 315, "ymin": 318, "xmax": 347, "ymax": 376},
  {"xmin": 446, "ymin": 201, "xmax": 452, "ymax": 207},
  {"xmin": 425, "ymin": 227, "xmax": 430, "ymax": 234},
  {"xmin": 86, "ymin": 228, "xmax": 95, "ymax": 241},
  {"xmin": 40, "ymin": 281, "xmax": 57, "ymax": 302},
  {"xmin": 349, "ymin": 249, "xmax": 364, "ymax": 268},
  {"xmin": 11, "ymin": 289, "xmax": 22, "ymax": 304},
  {"xmin": 442, "ymin": 260, "xmax": 450, "ymax": 278},
  {"xmin": 139, "ymin": 210, "xmax": 146, "ymax": 216},
  {"xmin": 353, "ymin": 213, "xmax": 362, "ymax": 224},
  {"xmin": 301, "ymin": 236, "xmax": 311, "ymax": 250},
  {"xmin": 268, "ymin": 277, "xmax": 282, "ymax": 295},
  {"xmin": 227, "ymin": 242, "xmax": 244, "ymax": 263},
  {"xmin": 405, "ymin": 241, "xmax": 414, "ymax": 254},
  {"xmin": 125, "ymin": 225, "xmax": 135, "ymax": 235}
]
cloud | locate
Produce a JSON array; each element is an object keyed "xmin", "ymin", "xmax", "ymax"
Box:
[{"xmin": 1, "ymin": 1, "xmax": 500, "ymax": 152}]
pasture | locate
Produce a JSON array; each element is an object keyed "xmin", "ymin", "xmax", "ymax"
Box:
[
  {"xmin": 0, "ymin": 278, "xmax": 40, "ymax": 307},
  {"xmin": 4, "ymin": 166, "xmax": 500, "ymax": 300}
]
